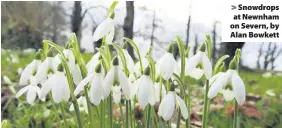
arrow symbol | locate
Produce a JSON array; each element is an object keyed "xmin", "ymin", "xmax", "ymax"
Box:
[{"xmin": 231, "ymin": 5, "xmax": 236, "ymax": 10}]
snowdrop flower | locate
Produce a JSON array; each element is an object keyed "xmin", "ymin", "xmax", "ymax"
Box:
[
  {"xmin": 70, "ymin": 96, "xmax": 88, "ymax": 113},
  {"xmin": 158, "ymin": 90, "xmax": 188, "ymax": 121},
  {"xmin": 93, "ymin": 16, "xmax": 115, "ymax": 44},
  {"xmin": 156, "ymin": 43, "xmax": 178, "ymax": 80},
  {"xmin": 74, "ymin": 64, "xmax": 104, "ymax": 106},
  {"xmin": 134, "ymin": 57, "xmax": 149, "ymax": 78},
  {"xmin": 185, "ymin": 43, "xmax": 212, "ymax": 80},
  {"xmin": 129, "ymin": 74, "xmax": 140, "ymax": 100},
  {"xmin": 17, "ymin": 68, "xmax": 23, "ymax": 75},
  {"xmin": 154, "ymin": 81, "xmax": 167, "ymax": 102},
  {"xmin": 266, "ymin": 90, "xmax": 275, "ymax": 97},
  {"xmin": 16, "ymin": 76, "xmax": 40, "ymax": 104},
  {"xmin": 39, "ymin": 64, "xmax": 70, "ymax": 103},
  {"xmin": 86, "ymin": 52, "xmax": 102, "ymax": 75},
  {"xmin": 3, "ymin": 76, "xmax": 12, "ymax": 85},
  {"xmin": 137, "ymin": 67, "xmax": 156, "ymax": 108},
  {"xmin": 56, "ymin": 49, "xmax": 82, "ymax": 85},
  {"xmin": 103, "ymin": 56, "xmax": 131, "ymax": 104},
  {"xmin": 35, "ymin": 50, "xmax": 57, "ymax": 83},
  {"xmin": 119, "ymin": 45, "xmax": 135, "ymax": 73},
  {"xmin": 208, "ymin": 60, "xmax": 246, "ymax": 105},
  {"xmin": 19, "ymin": 53, "xmax": 42, "ymax": 86}
]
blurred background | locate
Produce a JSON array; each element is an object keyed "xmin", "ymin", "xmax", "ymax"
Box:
[{"xmin": 1, "ymin": 1, "xmax": 282, "ymax": 127}]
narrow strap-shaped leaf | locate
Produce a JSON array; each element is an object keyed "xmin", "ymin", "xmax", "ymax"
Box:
[
  {"xmin": 112, "ymin": 43, "xmax": 129, "ymax": 76},
  {"xmin": 213, "ymin": 55, "xmax": 229, "ymax": 75}
]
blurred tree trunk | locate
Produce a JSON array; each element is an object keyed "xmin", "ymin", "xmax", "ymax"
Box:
[
  {"xmin": 212, "ymin": 21, "xmax": 218, "ymax": 63},
  {"xmin": 123, "ymin": 1, "xmax": 135, "ymax": 59},
  {"xmin": 193, "ymin": 34, "xmax": 198, "ymax": 55},
  {"xmin": 257, "ymin": 43, "xmax": 264, "ymax": 69},
  {"xmin": 185, "ymin": 6, "xmax": 192, "ymax": 49},
  {"xmin": 151, "ymin": 11, "xmax": 156, "ymax": 46},
  {"xmin": 71, "ymin": 1, "xmax": 82, "ymax": 48}
]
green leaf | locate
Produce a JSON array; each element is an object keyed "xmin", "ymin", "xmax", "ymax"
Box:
[
  {"xmin": 146, "ymin": 55, "xmax": 156, "ymax": 81},
  {"xmin": 107, "ymin": 1, "xmax": 118, "ymax": 18},
  {"xmin": 176, "ymin": 36, "xmax": 185, "ymax": 80},
  {"xmin": 112, "ymin": 43, "xmax": 129, "ymax": 76},
  {"xmin": 213, "ymin": 55, "xmax": 229, "ymax": 75},
  {"xmin": 205, "ymin": 35, "xmax": 212, "ymax": 59},
  {"xmin": 124, "ymin": 37, "xmax": 144, "ymax": 74}
]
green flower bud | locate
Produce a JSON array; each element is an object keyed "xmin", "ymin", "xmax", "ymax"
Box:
[
  {"xmin": 47, "ymin": 50, "xmax": 54, "ymax": 57},
  {"xmin": 144, "ymin": 66, "xmax": 151, "ymax": 76},
  {"xmin": 228, "ymin": 58, "xmax": 238, "ymax": 70},
  {"xmin": 95, "ymin": 63, "xmax": 102, "ymax": 73},
  {"xmin": 199, "ymin": 42, "xmax": 206, "ymax": 52},
  {"xmin": 57, "ymin": 63, "xmax": 64, "ymax": 72},
  {"xmin": 167, "ymin": 43, "xmax": 174, "ymax": 53},
  {"xmin": 34, "ymin": 52, "xmax": 42, "ymax": 60},
  {"xmin": 109, "ymin": 12, "xmax": 115, "ymax": 19},
  {"xmin": 122, "ymin": 43, "xmax": 128, "ymax": 49},
  {"xmin": 112, "ymin": 56, "xmax": 119, "ymax": 66},
  {"xmin": 219, "ymin": 62, "xmax": 226, "ymax": 72}
]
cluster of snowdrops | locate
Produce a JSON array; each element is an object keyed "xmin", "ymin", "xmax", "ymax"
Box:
[{"xmin": 15, "ymin": 2, "xmax": 245, "ymax": 128}]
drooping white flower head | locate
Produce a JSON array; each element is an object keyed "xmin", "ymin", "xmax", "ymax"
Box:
[
  {"xmin": 103, "ymin": 56, "xmax": 131, "ymax": 104},
  {"xmin": 74, "ymin": 64, "xmax": 104, "ymax": 106},
  {"xmin": 185, "ymin": 43, "xmax": 212, "ymax": 80},
  {"xmin": 119, "ymin": 47, "xmax": 135, "ymax": 74},
  {"xmin": 39, "ymin": 64, "xmax": 70, "ymax": 104},
  {"xmin": 35, "ymin": 50, "xmax": 58, "ymax": 84},
  {"xmin": 86, "ymin": 52, "xmax": 102, "ymax": 75},
  {"xmin": 16, "ymin": 76, "xmax": 41, "ymax": 104},
  {"xmin": 134, "ymin": 57, "xmax": 149, "ymax": 78},
  {"xmin": 93, "ymin": 17, "xmax": 115, "ymax": 44},
  {"xmin": 154, "ymin": 80, "xmax": 167, "ymax": 103},
  {"xmin": 19, "ymin": 53, "xmax": 42, "ymax": 86},
  {"xmin": 158, "ymin": 91, "xmax": 188, "ymax": 121},
  {"xmin": 156, "ymin": 43, "xmax": 178, "ymax": 80},
  {"xmin": 63, "ymin": 49, "xmax": 83, "ymax": 85},
  {"xmin": 208, "ymin": 60, "xmax": 246, "ymax": 105},
  {"xmin": 69, "ymin": 96, "xmax": 88, "ymax": 114},
  {"xmin": 137, "ymin": 67, "xmax": 156, "ymax": 108}
]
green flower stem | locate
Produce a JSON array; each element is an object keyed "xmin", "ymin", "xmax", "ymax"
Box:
[
  {"xmin": 186, "ymin": 79, "xmax": 191, "ymax": 128},
  {"xmin": 109, "ymin": 94, "xmax": 113, "ymax": 128},
  {"xmin": 126, "ymin": 100, "xmax": 129, "ymax": 128},
  {"xmin": 176, "ymin": 109, "xmax": 181, "ymax": 128},
  {"xmin": 44, "ymin": 40, "xmax": 83, "ymax": 128},
  {"xmin": 59, "ymin": 103, "xmax": 68, "ymax": 128},
  {"xmin": 202, "ymin": 79, "xmax": 210, "ymax": 128},
  {"xmin": 146, "ymin": 105, "xmax": 151, "ymax": 128},
  {"xmin": 100, "ymin": 101, "xmax": 104, "ymax": 128},
  {"xmin": 119, "ymin": 103, "xmax": 125, "ymax": 126},
  {"xmin": 129, "ymin": 100, "xmax": 133, "ymax": 128},
  {"xmin": 233, "ymin": 101, "xmax": 238, "ymax": 128},
  {"xmin": 49, "ymin": 94, "xmax": 63, "ymax": 128}
]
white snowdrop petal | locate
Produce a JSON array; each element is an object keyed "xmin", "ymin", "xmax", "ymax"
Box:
[
  {"xmin": 161, "ymin": 92, "xmax": 175, "ymax": 121},
  {"xmin": 39, "ymin": 77, "xmax": 53, "ymax": 99},
  {"xmin": 123, "ymin": 50, "xmax": 135, "ymax": 72},
  {"xmin": 35, "ymin": 59, "xmax": 49, "ymax": 83},
  {"xmin": 52, "ymin": 73, "xmax": 69, "ymax": 103},
  {"xmin": 16, "ymin": 85, "xmax": 31, "ymax": 98},
  {"xmin": 185, "ymin": 52, "xmax": 202, "ymax": 75},
  {"xmin": 187, "ymin": 68, "xmax": 204, "ymax": 80},
  {"xmin": 62, "ymin": 79, "xmax": 71, "ymax": 102},
  {"xmin": 158, "ymin": 53, "xmax": 175, "ymax": 80},
  {"xmin": 112, "ymin": 86, "xmax": 122, "ymax": 104},
  {"xmin": 202, "ymin": 54, "xmax": 212, "ymax": 79},
  {"xmin": 208, "ymin": 74, "xmax": 226, "ymax": 99},
  {"xmin": 93, "ymin": 18, "xmax": 114, "ymax": 41},
  {"xmin": 90, "ymin": 75, "xmax": 103, "ymax": 106},
  {"xmin": 209, "ymin": 72, "xmax": 222, "ymax": 85},
  {"xmin": 130, "ymin": 78, "xmax": 140, "ymax": 99},
  {"xmin": 148, "ymin": 80, "xmax": 155, "ymax": 106},
  {"xmin": 138, "ymin": 76, "xmax": 149, "ymax": 108},
  {"xmin": 118, "ymin": 69, "xmax": 131, "ymax": 100},
  {"xmin": 176, "ymin": 94, "xmax": 188, "ymax": 119},
  {"xmin": 74, "ymin": 74, "xmax": 94, "ymax": 96},
  {"xmin": 232, "ymin": 71, "xmax": 246, "ymax": 105},
  {"xmin": 27, "ymin": 87, "xmax": 37, "ymax": 104},
  {"xmin": 102, "ymin": 67, "xmax": 115, "ymax": 98},
  {"xmin": 105, "ymin": 26, "xmax": 115, "ymax": 44},
  {"xmin": 222, "ymin": 89, "xmax": 235, "ymax": 101},
  {"xmin": 19, "ymin": 62, "xmax": 33, "ymax": 86}
]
